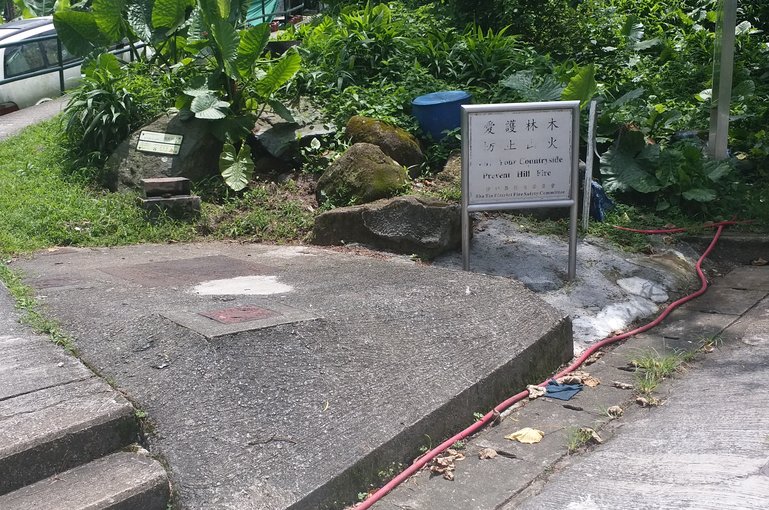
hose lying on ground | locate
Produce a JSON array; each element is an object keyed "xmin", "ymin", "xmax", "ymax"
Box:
[{"xmin": 355, "ymin": 220, "xmax": 735, "ymax": 510}]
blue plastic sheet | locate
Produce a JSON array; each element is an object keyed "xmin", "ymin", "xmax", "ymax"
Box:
[{"xmin": 545, "ymin": 380, "xmax": 583, "ymax": 401}]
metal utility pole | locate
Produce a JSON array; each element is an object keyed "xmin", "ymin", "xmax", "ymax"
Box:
[{"xmin": 708, "ymin": 0, "xmax": 738, "ymax": 160}]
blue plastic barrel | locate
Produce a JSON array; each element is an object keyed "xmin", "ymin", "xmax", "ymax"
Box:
[{"xmin": 411, "ymin": 91, "xmax": 472, "ymax": 140}]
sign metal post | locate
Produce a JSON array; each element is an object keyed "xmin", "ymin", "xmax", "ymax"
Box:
[{"xmin": 461, "ymin": 101, "xmax": 580, "ymax": 280}]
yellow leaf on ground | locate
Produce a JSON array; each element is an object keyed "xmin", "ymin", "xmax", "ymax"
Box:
[{"xmin": 504, "ymin": 427, "xmax": 545, "ymax": 444}]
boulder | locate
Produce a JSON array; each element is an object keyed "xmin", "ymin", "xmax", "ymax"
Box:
[
  {"xmin": 346, "ymin": 115, "xmax": 425, "ymax": 174},
  {"xmin": 252, "ymin": 99, "xmax": 336, "ymax": 162},
  {"xmin": 104, "ymin": 114, "xmax": 221, "ymax": 192},
  {"xmin": 309, "ymin": 195, "xmax": 462, "ymax": 259},
  {"xmin": 316, "ymin": 143, "xmax": 409, "ymax": 206}
]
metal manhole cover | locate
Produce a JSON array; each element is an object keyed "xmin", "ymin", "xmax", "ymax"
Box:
[
  {"xmin": 162, "ymin": 301, "xmax": 319, "ymax": 338},
  {"xmin": 199, "ymin": 305, "xmax": 281, "ymax": 324}
]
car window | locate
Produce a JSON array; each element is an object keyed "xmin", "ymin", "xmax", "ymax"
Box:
[
  {"xmin": 4, "ymin": 41, "xmax": 46, "ymax": 78},
  {"xmin": 39, "ymin": 35, "xmax": 76, "ymax": 65}
]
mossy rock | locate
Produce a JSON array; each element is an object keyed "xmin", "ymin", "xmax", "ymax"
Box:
[
  {"xmin": 346, "ymin": 115, "xmax": 425, "ymax": 174},
  {"xmin": 316, "ymin": 143, "xmax": 409, "ymax": 206}
]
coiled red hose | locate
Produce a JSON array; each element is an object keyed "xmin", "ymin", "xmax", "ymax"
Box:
[{"xmin": 355, "ymin": 221, "xmax": 731, "ymax": 510}]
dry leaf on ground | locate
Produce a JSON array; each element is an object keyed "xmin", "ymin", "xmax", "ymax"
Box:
[
  {"xmin": 558, "ymin": 370, "xmax": 600, "ymax": 387},
  {"xmin": 585, "ymin": 351, "xmax": 604, "ymax": 365},
  {"xmin": 751, "ymin": 258, "xmax": 768, "ymax": 266},
  {"xmin": 580, "ymin": 427, "xmax": 603, "ymax": 444},
  {"xmin": 505, "ymin": 427, "xmax": 545, "ymax": 444},
  {"xmin": 636, "ymin": 396, "xmax": 661, "ymax": 407},
  {"xmin": 607, "ymin": 405, "xmax": 623, "ymax": 418},
  {"xmin": 428, "ymin": 448, "xmax": 465, "ymax": 480},
  {"xmin": 478, "ymin": 448, "xmax": 497, "ymax": 460},
  {"xmin": 612, "ymin": 381, "xmax": 634, "ymax": 390},
  {"xmin": 527, "ymin": 385, "xmax": 546, "ymax": 400}
]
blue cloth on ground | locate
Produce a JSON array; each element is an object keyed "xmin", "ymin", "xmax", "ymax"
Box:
[{"xmin": 545, "ymin": 380, "xmax": 583, "ymax": 401}]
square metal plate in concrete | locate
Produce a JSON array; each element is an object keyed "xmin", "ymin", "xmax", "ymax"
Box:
[
  {"xmin": 99, "ymin": 256, "xmax": 274, "ymax": 287},
  {"xmin": 162, "ymin": 301, "xmax": 318, "ymax": 338},
  {"xmin": 199, "ymin": 305, "xmax": 281, "ymax": 325}
]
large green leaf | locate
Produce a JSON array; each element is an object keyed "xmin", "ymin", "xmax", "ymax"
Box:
[
  {"xmin": 93, "ymin": 0, "xmax": 126, "ymax": 43},
  {"xmin": 219, "ymin": 143, "xmax": 254, "ymax": 191},
  {"xmin": 561, "ymin": 64, "xmax": 597, "ymax": 108},
  {"xmin": 254, "ymin": 49, "xmax": 301, "ymax": 99},
  {"xmin": 704, "ymin": 160, "xmax": 732, "ymax": 182},
  {"xmin": 600, "ymin": 130, "xmax": 661, "ymax": 193},
  {"xmin": 81, "ymin": 52, "xmax": 122, "ymax": 79},
  {"xmin": 152, "ymin": 0, "xmax": 189, "ymax": 32},
  {"xmin": 211, "ymin": 17, "xmax": 240, "ymax": 77},
  {"xmin": 53, "ymin": 10, "xmax": 106, "ymax": 57},
  {"xmin": 190, "ymin": 93, "xmax": 230, "ymax": 119},
  {"xmin": 500, "ymin": 71, "xmax": 563, "ymax": 102},
  {"xmin": 682, "ymin": 188, "xmax": 716, "ymax": 202},
  {"xmin": 236, "ymin": 23, "xmax": 270, "ymax": 78},
  {"xmin": 126, "ymin": 0, "xmax": 153, "ymax": 42}
]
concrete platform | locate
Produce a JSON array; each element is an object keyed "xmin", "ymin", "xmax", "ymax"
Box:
[
  {"xmin": 0, "ymin": 450, "xmax": 169, "ymax": 510},
  {"xmin": 12, "ymin": 242, "xmax": 572, "ymax": 509}
]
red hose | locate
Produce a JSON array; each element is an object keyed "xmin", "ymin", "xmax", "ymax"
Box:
[{"xmin": 355, "ymin": 222, "xmax": 728, "ymax": 510}]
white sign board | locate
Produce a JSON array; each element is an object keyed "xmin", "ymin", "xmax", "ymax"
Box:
[
  {"xmin": 137, "ymin": 130, "xmax": 184, "ymax": 155},
  {"xmin": 465, "ymin": 105, "xmax": 575, "ymax": 204},
  {"xmin": 461, "ymin": 101, "xmax": 580, "ymax": 279}
]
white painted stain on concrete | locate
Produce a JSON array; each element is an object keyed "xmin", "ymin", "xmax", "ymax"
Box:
[
  {"xmin": 617, "ymin": 276, "xmax": 669, "ymax": 303},
  {"xmin": 193, "ymin": 276, "xmax": 293, "ymax": 295}
]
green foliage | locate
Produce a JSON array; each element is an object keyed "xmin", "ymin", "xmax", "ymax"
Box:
[
  {"xmin": 64, "ymin": 53, "xmax": 139, "ymax": 168},
  {"xmin": 219, "ymin": 142, "xmax": 254, "ymax": 191},
  {"xmin": 600, "ymin": 131, "xmax": 735, "ymax": 214}
]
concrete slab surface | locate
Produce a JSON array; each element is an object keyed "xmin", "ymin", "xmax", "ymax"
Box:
[
  {"xmin": 514, "ymin": 298, "xmax": 769, "ymax": 509},
  {"xmin": 0, "ymin": 377, "xmax": 137, "ymax": 495},
  {"xmin": 0, "ymin": 334, "xmax": 92, "ymax": 401},
  {"xmin": 12, "ymin": 242, "xmax": 572, "ymax": 509},
  {"xmin": 710, "ymin": 264, "xmax": 769, "ymax": 291},
  {"xmin": 0, "ymin": 450, "xmax": 169, "ymax": 510}
]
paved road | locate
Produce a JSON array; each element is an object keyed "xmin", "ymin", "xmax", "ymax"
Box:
[
  {"xmin": 516, "ymin": 272, "xmax": 769, "ymax": 510},
  {"xmin": 0, "ymin": 96, "xmax": 68, "ymax": 141}
]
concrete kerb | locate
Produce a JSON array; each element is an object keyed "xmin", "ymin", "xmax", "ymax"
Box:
[
  {"xmin": 11, "ymin": 242, "xmax": 573, "ymax": 509},
  {"xmin": 374, "ymin": 266, "xmax": 769, "ymax": 509}
]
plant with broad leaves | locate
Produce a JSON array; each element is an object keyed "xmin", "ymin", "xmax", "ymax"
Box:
[
  {"xmin": 600, "ymin": 129, "xmax": 734, "ymax": 213},
  {"xmin": 53, "ymin": 0, "xmax": 301, "ymax": 191}
]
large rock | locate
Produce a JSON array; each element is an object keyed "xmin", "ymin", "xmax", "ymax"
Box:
[
  {"xmin": 346, "ymin": 115, "xmax": 425, "ymax": 174},
  {"xmin": 252, "ymin": 99, "xmax": 336, "ymax": 162},
  {"xmin": 104, "ymin": 114, "xmax": 221, "ymax": 191},
  {"xmin": 316, "ymin": 142, "xmax": 409, "ymax": 206},
  {"xmin": 309, "ymin": 195, "xmax": 462, "ymax": 259}
]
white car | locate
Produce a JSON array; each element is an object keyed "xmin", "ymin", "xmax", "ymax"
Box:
[{"xmin": 0, "ymin": 16, "xmax": 82, "ymax": 114}]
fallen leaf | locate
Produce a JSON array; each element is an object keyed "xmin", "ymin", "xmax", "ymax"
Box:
[
  {"xmin": 428, "ymin": 449, "xmax": 465, "ymax": 480},
  {"xmin": 751, "ymin": 258, "xmax": 768, "ymax": 266},
  {"xmin": 636, "ymin": 396, "xmax": 661, "ymax": 407},
  {"xmin": 612, "ymin": 381, "xmax": 634, "ymax": 390},
  {"xmin": 585, "ymin": 351, "xmax": 604, "ymax": 365},
  {"xmin": 478, "ymin": 448, "xmax": 497, "ymax": 460},
  {"xmin": 527, "ymin": 385, "xmax": 546, "ymax": 400},
  {"xmin": 580, "ymin": 427, "xmax": 603, "ymax": 444},
  {"xmin": 557, "ymin": 375, "xmax": 582, "ymax": 385},
  {"xmin": 505, "ymin": 427, "xmax": 545, "ymax": 444},
  {"xmin": 607, "ymin": 405, "xmax": 623, "ymax": 418},
  {"xmin": 558, "ymin": 371, "xmax": 600, "ymax": 387}
]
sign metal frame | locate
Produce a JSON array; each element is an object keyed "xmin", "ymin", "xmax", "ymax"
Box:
[{"xmin": 461, "ymin": 100, "xmax": 580, "ymax": 280}]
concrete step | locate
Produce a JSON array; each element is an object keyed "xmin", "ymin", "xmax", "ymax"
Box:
[
  {"xmin": 0, "ymin": 375, "xmax": 138, "ymax": 495},
  {"xmin": 0, "ymin": 450, "xmax": 169, "ymax": 510}
]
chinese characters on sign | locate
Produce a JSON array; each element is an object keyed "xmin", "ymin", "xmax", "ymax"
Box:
[{"xmin": 466, "ymin": 108, "xmax": 573, "ymax": 205}]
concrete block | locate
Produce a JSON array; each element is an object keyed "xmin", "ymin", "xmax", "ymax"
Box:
[
  {"xmin": 0, "ymin": 378, "xmax": 137, "ymax": 495},
  {"xmin": 141, "ymin": 177, "xmax": 191, "ymax": 197},
  {"xmin": 0, "ymin": 450, "xmax": 169, "ymax": 510},
  {"xmin": 137, "ymin": 195, "xmax": 201, "ymax": 217}
]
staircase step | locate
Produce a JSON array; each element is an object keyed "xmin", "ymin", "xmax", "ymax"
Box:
[
  {"xmin": 0, "ymin": 377, "xmax": 138, "ymax": 495},
  {"xmin": 0, "ymin": 450, "xmax": 169, "ymax": 510}
]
